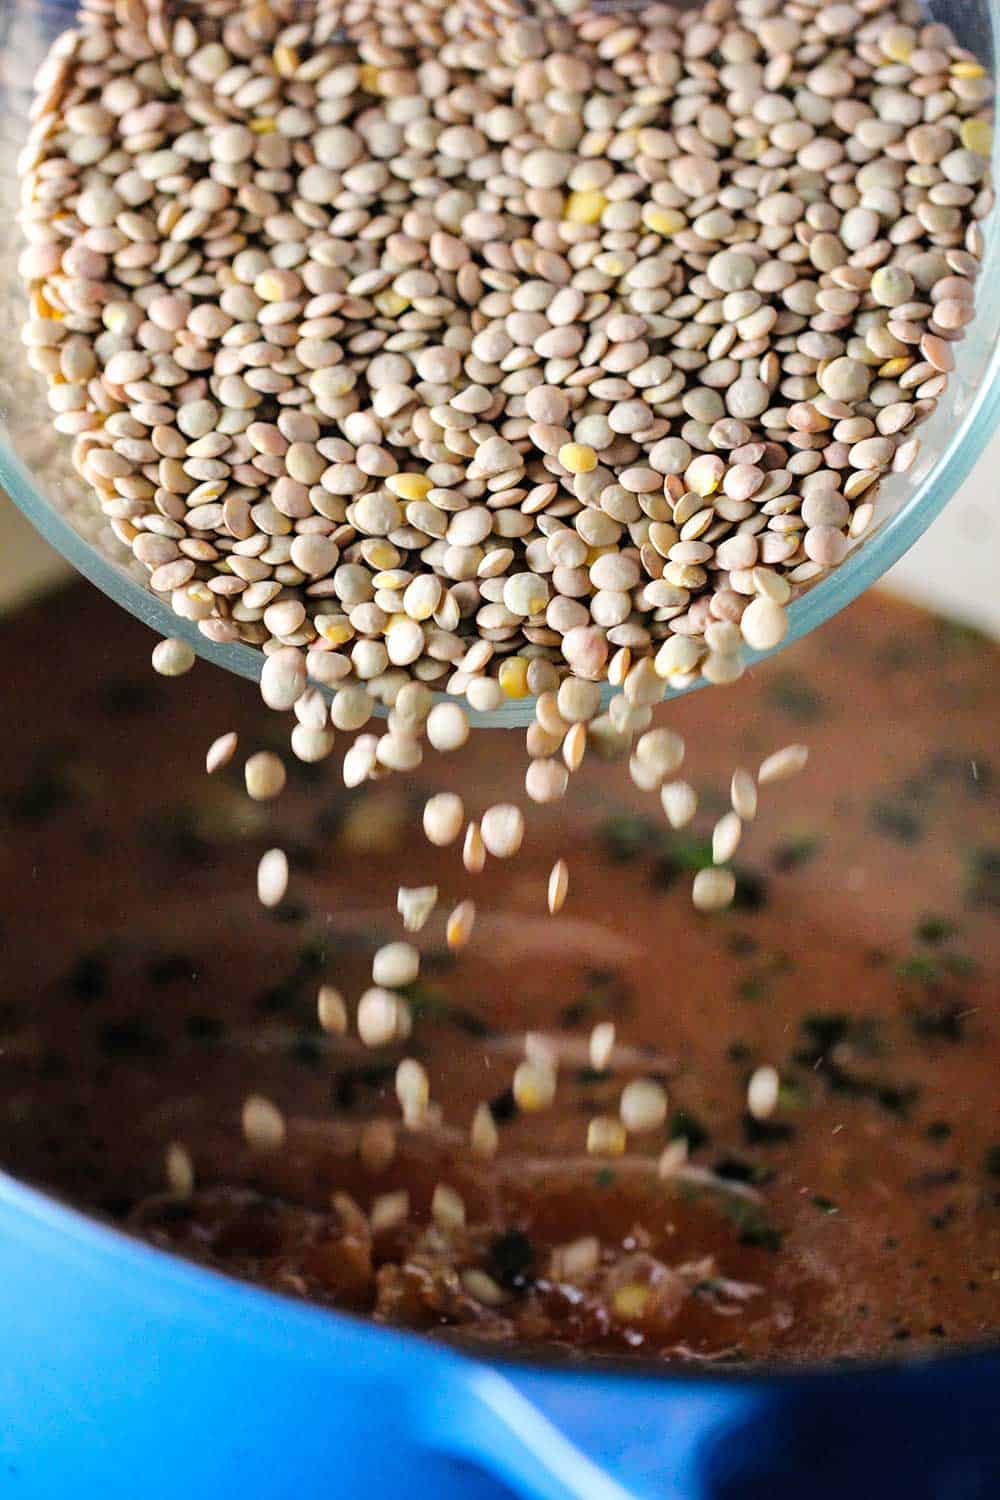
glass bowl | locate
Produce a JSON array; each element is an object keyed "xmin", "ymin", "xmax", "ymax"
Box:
[{"xmin": 0, "ymin": 0, "xmax": 996, "ymax": 728}]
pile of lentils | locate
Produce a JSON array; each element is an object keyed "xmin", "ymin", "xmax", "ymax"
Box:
[
  {"xmin": 19, "ymin": 0, "xmax": 994, "ymax": 701},
  {"xmin": 16, "ymin": 0, "xmax": 995, "ymax": 1166}
]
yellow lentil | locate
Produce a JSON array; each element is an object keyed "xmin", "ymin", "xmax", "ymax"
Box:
[
  {"xmin": 374, "ymin": 289, "xmax": 409, "ymax": 316},
  {"xmin": 612, "ymin": 1283, "xmax": 651, "ymax": 1321},
  {"xmin": 499, "ymin": 656, "xmax": 531, "ymax": 698},
  {"xmin": 881, "ymin": 26, "xmax": 915, "ymax": 62},
  {"xmin": 961, "ymin": 118, "xmax": 993, "ymax": 156},
  {"xmin": 558, "ymin": 443, "xmax": 598, "ymax": 474},
  {"xmin": 318, "ymin": 618, "xmax": 353, "ymax": 646},
  {"xmin": 387, "ymin": 472, "xmax": 433, "ymax": 500},
  {"xmin": 587, "ymin": 1116, "xmax": 627, "ymax": 1157},
  {"xmin": 564, "ymin": 189, "xmax": 607, "ymax": 224},
  {"xmin": 641, "ymin": 205, "xmax": 686, "ymax": 236},
  {"xmin": 879, "ymin": 357, "xmax": 912, "ymax": 378}
]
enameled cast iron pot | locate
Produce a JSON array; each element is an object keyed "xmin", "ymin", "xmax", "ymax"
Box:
[{"xmin": 1, "ymin": 1172, "xmax": 999, "ymax": 1498}]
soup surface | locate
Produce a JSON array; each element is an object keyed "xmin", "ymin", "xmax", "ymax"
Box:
[{"xmin": 1, "ymin": 582, "xmax": 999, "ymax": 1364}]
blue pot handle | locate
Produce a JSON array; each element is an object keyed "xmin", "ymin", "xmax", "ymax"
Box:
[{"xmin": 415, "ymin": 1358, "xmax": 758, "ymax": 1500}]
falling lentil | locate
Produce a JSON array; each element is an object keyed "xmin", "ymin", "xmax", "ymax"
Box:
[
  {"xmin": 317, "ymin": 985, "xmax": 348, "ymax": 1036},
  {"xmin": 731, "ymin": 770, "xmax": 758, "ymax": 823},
  {"xmin": 547, "ymin": 859, "xmax": 569, "ymax": 916},
  {"xmin": 422, "ymin": 793, "xmax": 464, "ymax": 849},
  {"xmin": 658, "ymin": 1138, "xmax": 689, "ymax": 1180},
  {"xmin": 513, "ymin": 1059, "xmax": 557, "ymax": 1113},
  {"xmin": 205, "ymin": 732, "xmax": 238, "ymax": 776},
  {"xmin": 241, "ymin": 1095, "xmax": 286, "ymax": 1153},
  {"xmin": 620, "ymin": 1078, "xmax": 668, "ymax": 1135},
  {"xmin": 371, "ymin": 1190, "xmax": 409, "ymax": 1235},
  {"xmin": 395, "ymin": 1058, "xmax": 430, "ymax": 1128},
  {"xmin": 397, "ymin": 886, "xmax": 437, "ymax": 933},
  {"xmin": 164, "ymin": 1141, "xmax": 194, "ymax": 1199},
  {"xmin": 692, "ymin": 867, "xmax": 737, "ymax": 914},
  {"xmin": 256, "ymin": 848, "xmax": 288, "ymax": 909},
  {"xmin": 470, "ymin": 1102, "xmax": 499, "ymax": 1161},
  {"xmin": 480, "ymin": 804, "xmax": 525, "ymax": 860},
  {"xmin": 151, "ymin": 639, "xmax": 195, "ymax": 679},
  {"xmin": 446, "ymin": 900, "xmax": 476, "ymax": 951},
  {"xmin": 589, "ymin": 1022, "xmax": 616, "ymax": 1073},
  {"xmin": 431, "ymin": 1183, "xmax": 466, "ymax": 1233},
  {"xmin": 747, "ymin": 1065, "xmax": 782, "ymax": 1122},
  {"xmin": 462, "ymin": 822, "xmax": 486, "ymax": 875},
  {"xmin": 357, "ymin": 987, "xmax": 405, "ymax": 1049},
  {"xmin": 661, "ymin": 781, "xmax": 698, "ymax": 830},
  {"xmin": 759, "ymin": 745, "xmax": 811, "ymax": 786},
  {"xmin": 244, "ymin": 751, "xmax": 286, "ymax": 803},
  {"xmin": 587, "ymin": 1116, "xmax": 627, "ymax": 1159},
  {"xmin": 372, "ymin": 943, "xmax": 420, "ymax": 991},
  {"xmin": 712, "ymin": 812, "xmax": 743, "ymax": 866}
]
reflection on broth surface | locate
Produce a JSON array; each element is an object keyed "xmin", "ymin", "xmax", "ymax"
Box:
[{"xmin": 1, "ymin": 582, "xmax": 999, "ymax": 1363}]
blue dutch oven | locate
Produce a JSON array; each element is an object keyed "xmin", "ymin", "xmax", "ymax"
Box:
[{"xmin": 1, "ymin": 1171, "xmax": 998, "ymax": 1498}]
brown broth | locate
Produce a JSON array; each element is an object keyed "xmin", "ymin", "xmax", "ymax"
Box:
[{"xmin": 1, "ymin": 582, "xmax": 999, "ymax": 1364}]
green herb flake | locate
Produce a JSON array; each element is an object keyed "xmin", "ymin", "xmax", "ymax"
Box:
[
  {"xmin": 875, "ymin": 1082, "xmax": 920, "ymax": 1118},
  {"xmin": 68, "ymin": 951, "xmax": 111, "ymax": 1004},
  {"xmin": 896, "ymin": 954, "xmax": 941, "ymax": 985},
  {"xmin": 4, "ymin": 754, "xmax": 79, "ymax": 826},
  {"xmin": 400, "ymin": 979, "xmax": 452, "ymax": 1023},
  {"xmin": 600, "ymin": 812, "xmax": 661, "ymax": 863},
  {"xmin": 736, "ymin": 949, "xmax": 793, "ymax": 1003},
  {"xmin": 96, "ymin": 1014, "xmax": 167, "ymax": 1060},
  {"xmin": 778, "ymin": 1079, "xmax": 808, "ymax": 1110},
  {"xmin": 717, "ymin": 1194, "xmax": 784, "ymax": 1252},
  {"xmin": 772, "ymin": 831, "xmax": 823, "ymax": 872},
  {"xmin": 290, "ymin": 1035, "xmax": 323, "ymax": 1069},
  {"xmin": 401, "ymin": 980, "xmax": 493, "ymax": 1037},
  {"xmin": 936, "ymin": 618, "xmax": 990, "ymax": 652},
  {"xmin": 560, "ymin": 968, "xmax": 629, "ymax": 1028},
  {"xmin": 668, "ymin": 1108, "xmax": 709, "ymax": 1151},
  {"xmin": 743, "ymin": 1113, "xmax": 796, "ymax": 1145},
  {"xmin": 713, "ymin": 1155, "xmax": 775, "ymax": 1187},
  {"xmin": 98, "ymin": 676, "xmax": 157, "ymax": 718},
  {"xmin": 146, "ymin": 954, "xmax": 197, "ymax": 987},
  {"xmin": 183, "ymin": 1013, "xmax": 225, "ymax": 1043},
  {"xmin": 915, "ymin": 915, "xmax": 958, "ymax": 947},
  {"xmin": 870, "ymin": 799, "xmax": 923, "ymax": 846},
  {"xmin": 658, "ymin": 833, "xmax": 714, "ymax": 873},
  {"xmin": 963, "ymin": 847, "xmax": 1000, "ymax": 911},
  {"xmin": 736, "ymin": 974, "xmax": 768, "ymax": 1002},
  {"xmin": 906, "ymin": 998, "xmax": 968, "ymax": 1043},
  {"xmin": 766, "ymin": 672, "xmax": 825, "ymax": 723}
]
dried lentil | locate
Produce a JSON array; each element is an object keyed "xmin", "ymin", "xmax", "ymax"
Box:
[{"xmin": 20, "ymin": 0, "xmax": 989, "ymax": 718}]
